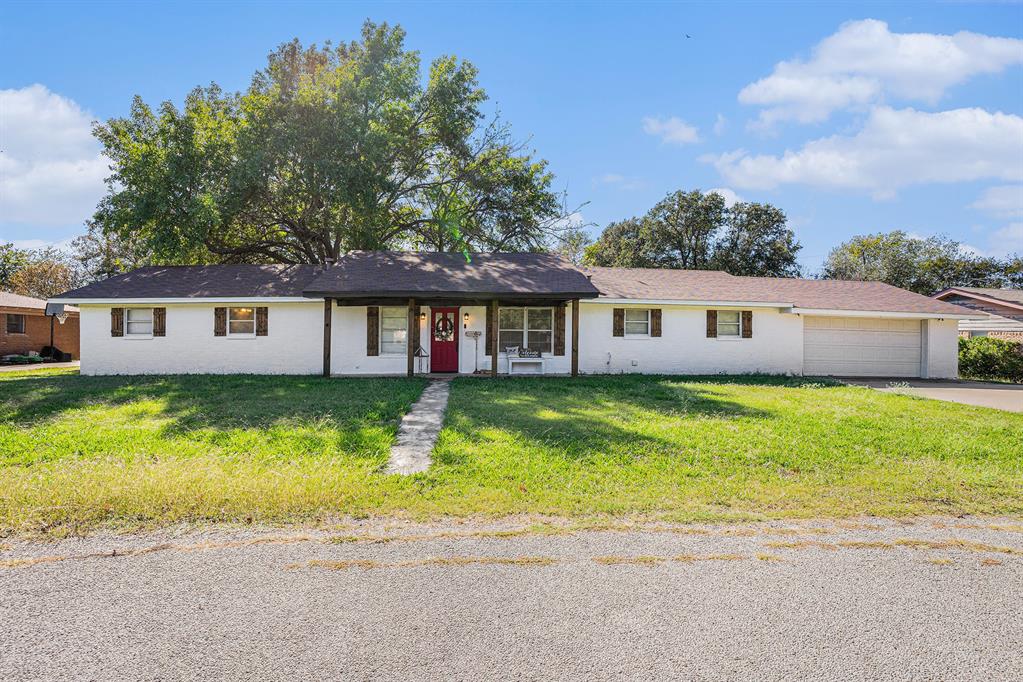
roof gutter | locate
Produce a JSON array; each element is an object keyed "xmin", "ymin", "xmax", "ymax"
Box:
[
  {"xmin": 787, "ymin": 307, "xmax": 985, "ymax": 320},
  {"xmin": 588, "ymin": 297, "xmax": 791, "ymax": 308},
  {"xmin": 301, "ymin": 290, "xmax": 600, "ymax": 300},
  {"xmin": 48, "ymin": 296, "xmax": 316, "ymax": 305}
]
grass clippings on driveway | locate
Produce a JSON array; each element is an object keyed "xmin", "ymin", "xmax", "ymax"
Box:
[{"xmin": 0, "ymin": 370, "xmax": 1020, "ymax": 534}]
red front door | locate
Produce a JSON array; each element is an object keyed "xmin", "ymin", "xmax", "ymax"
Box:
[{"xmin": 430, "ymin": 307, "xmax": 459, "ymax": 373}]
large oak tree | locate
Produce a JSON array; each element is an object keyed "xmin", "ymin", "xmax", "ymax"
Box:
[{"xmin": 91, "ymin": 21, "xmax": 567, "ymax": 264}]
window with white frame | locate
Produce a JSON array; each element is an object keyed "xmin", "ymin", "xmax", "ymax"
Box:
[
  {"xmin": 228, "ymin": 307, "xmax": 255, "ymax": 336},
  {"xmin": 6, "ymin": 314, "xmax": 25, "ymax": 334},
  {"xmin": 126, "ymin": 308, "xmax": 153, "ymax": 336},
  {"xmin": 499, "ymin": 307, "xmax": 553, "ymax": 354},
  {"xmin": 717, "ymin": 310, "xmax": 741, "ymax": 337},
  {"xmin": 380, "ymin": 307, "xmax": 408, "ymax": 354},
  {"xmin": 624, "ymin": 309, "xmax": 650, "ymax": 336}
]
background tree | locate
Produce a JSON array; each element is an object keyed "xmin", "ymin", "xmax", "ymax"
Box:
[
  {"xmin": 711, "ymin": 202, "xmax": 801, "ymax": 277},
  {"xmin": 554, "ymin": 226, "xmax": 593, "ymax": 265},
  {"xmin": 583, "ymin": 189, "xmax": 802, "ymax": 276},
  {"xmin": 91, "ymin": 21, "xmax": 570, "ymax": 264},
  {"xmin": 7, "ymin": 247, "xmax": 85, "ymax": 299},
  {"xmin": 0, "ymin": 244, "xmax": 30, "ymax": 289},
  {"xmin": 582, "ymin": 217, "xmax": 658, "ymax": 268},
  {"xmin": 821, "ymin": 231, "xmax": 1020, "ymax": 294},
  {"xmin": 645, "ymin": 190, "xmax": 726, "ymax": 269},
  {"xmin": 71, "ymin": 227, "xmax": 153, "ymax": 281}
]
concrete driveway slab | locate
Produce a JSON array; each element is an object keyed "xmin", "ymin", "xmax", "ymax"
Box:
[{"xmin": 844, "ymin": 378, "xmax": 1023, "ymax": 412}]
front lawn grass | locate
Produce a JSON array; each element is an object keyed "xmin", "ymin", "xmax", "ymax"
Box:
[{"xmin": 1, "ymin": 371, "xmax": 1020, "ymax": 534}]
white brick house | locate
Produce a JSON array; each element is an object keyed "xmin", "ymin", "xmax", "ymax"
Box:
[{"xmin": 51, "ymin": 252, "xmax": 979, "ymax": 378}]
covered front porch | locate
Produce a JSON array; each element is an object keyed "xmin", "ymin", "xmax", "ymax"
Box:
[
  {"xmin": 320, "ymin": 296, "xmax": 582, "ymax": 377},
  {"xmin": 302, "ymin": 251, "xmax": 600, "ymax": 378}
]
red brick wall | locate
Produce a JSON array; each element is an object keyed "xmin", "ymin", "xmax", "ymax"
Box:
[{"xmin": 0, "ymin": 310, "xmax": 80, "ymax": 359}]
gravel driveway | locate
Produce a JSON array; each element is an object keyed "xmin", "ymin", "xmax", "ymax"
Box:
[{"xmin": 2, "ymin": 518, "xmax": 1021, "ymax": 681}]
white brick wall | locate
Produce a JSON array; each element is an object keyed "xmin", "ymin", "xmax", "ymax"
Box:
[
  {"xmin": 79, "ymin": 302, "xmax": 323, "ymax": 375},
  {"xmin": 578, "ymin": 303, "xmax": 804, "ymax": 375},
  {"xmin": 77, "ymin": 299, "xmax": 960, "ymax": 378}
]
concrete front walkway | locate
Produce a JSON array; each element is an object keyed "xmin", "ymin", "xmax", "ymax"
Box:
[
  {"xmin": 845, "ymin": 378, "xmax": 1023, "ymax": 413},
  {"xmin": 386, "ymin": 379, "xmax": 452, "ymax": 474}
]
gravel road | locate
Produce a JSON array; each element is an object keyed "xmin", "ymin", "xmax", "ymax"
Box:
[{"xmin": 2, "ymin": 517, "xmax": 1021, "ymax": 681}]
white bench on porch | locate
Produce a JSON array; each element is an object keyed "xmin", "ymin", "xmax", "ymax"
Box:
[{"xmin": 507, "ymin": 356, "xmax": 545, "ymax": 375}]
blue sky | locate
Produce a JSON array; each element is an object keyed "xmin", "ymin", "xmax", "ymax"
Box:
[{"xmin": 2, "ymin": 1, "xmax": 1021, "ymax": 272}]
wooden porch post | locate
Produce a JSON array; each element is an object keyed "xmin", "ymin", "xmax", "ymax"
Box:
[
  {"xmin": 490, "ymin": 299, "xmax": 499, "ymax": 377},
  {"xmin": 571, "ymin": 299, "xmax": 580, "ymax": 377},
  {"xmin": 407, "ymin": 298, "xmax": 416, "ymax": 377},
  {"xmin": 322, "ymin": 298, "xmax": 332, "ymax": 377}
]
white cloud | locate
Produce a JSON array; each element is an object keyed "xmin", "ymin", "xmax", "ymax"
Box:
[
  {"xmin": 595, "ymin": 173, "xmax": 645, "ymax": 190},
  {"xmin": 706, "ymin": 187, "xmax": 743, "ymax": 207},
  {"xmin": 705, "ymin": 106, "xmax": 1023, "ymax": 195},
  {"xmin": 0, "ymin": 84, "xmax": 107, "ymax": 228},
  {"xmin": 971, "ymin": 184, "xmax": 1023, "ymax": 219},
  {"xmin": 989, "ymin": 222, "xmax": 1023, "ymax": 256},
  {"xmin": 642, "ymin": 116, "xmax": 700, "ymax": 145},
  {"xmin": 713, "ymin": 114, "xmax": 727, "ymax": 136},
  {"xmin": 739, "ymin": 19, "xmax": 1023, "ymax": 127},
  {"xmin": 9, "ymin": 237, "xmax": 75, "ymax": 252}
]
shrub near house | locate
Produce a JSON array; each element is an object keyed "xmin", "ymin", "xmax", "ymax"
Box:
[{"xmin": 958, "ymin": 336, "xmax": 1023, "ymax": 383}]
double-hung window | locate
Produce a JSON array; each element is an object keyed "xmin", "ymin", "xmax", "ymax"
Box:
[
  {"xmin": 624, "ymin": 309, "xmax": 650, "ymax": 336},
  {"xmin": 6, "ymin": 314, "xmax": 25, "ymax": 334},
  {"xmin": 126, "ymin": 308, "xmax": 153, "ymax": 336},
  {"xmin": 380, "ymin": 307, "xmax": 408, "ymax": 355},
  {"xmin": 499, "ymin": 307, "xmax": 553, "ymax": 354},
  {"xmin": 228, "ymin": 307, "xmax": 255, "ymax": 336},
  {"xmin": 717, "ymin": 310, "xmax": 741, "ymax": 337}
]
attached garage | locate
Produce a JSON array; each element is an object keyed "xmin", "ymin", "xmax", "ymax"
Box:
[{"xmin": 803, "ymin": 316, "xmax": 922, "ymax": 377}]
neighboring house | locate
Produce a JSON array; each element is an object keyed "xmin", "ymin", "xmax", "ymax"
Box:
[
  {"xmin": 931, "ymin": 287, "xmax": 1023, "ymax": 342},
  {"xmin": 50, "ymin": 252, "xmax": 979, "ymax": 378},
  {"xmin": 0, "ymin": 292, "xmax": 80, "ymax": 359}
]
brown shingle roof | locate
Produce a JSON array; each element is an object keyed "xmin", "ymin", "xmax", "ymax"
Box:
[
  {"xmin": 936, "ymin": 286, "xmax": 1023, "ymax": 306},
  {"xmin": 304, "ymin": 252, "xmax": 600, "ymax": 299},
  {"xmin": 584, "ymin": 267, "xmax": 976, "ymax": 316},
  {"xmin": 51, "ymin": 255, "xmax": 977, "ymax": 316},
  {"xmin": 0, "ymin": 291, "xmax": 78, "ymax": 313},
  {"xmin": 54, "ymin": 265, "xmax": 323, "ymax": 299}
]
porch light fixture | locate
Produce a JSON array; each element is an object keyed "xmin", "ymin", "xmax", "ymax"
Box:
[
  {"xmin": 463, "ymin": 312, "xmax": 469, "ymax": 328},
  {"xmin": 420, "ymin": 311, "xmax": 426, "ymax": 321}
]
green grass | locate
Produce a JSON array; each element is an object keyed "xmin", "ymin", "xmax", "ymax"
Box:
[{"xmin": 1, "ymin": 370, "xmax": 1020, "ymax": 534}]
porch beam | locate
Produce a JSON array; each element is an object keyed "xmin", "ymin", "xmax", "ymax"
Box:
[
  {"xmin": 571, "ymin": 298, "xmax": 579, "ymax": 377},
  {"xmin": 407, "ymin": 298, "xmax": 416, "ymax": 377},
  {"xmin": 490, "ymin": 299, "xmax": 499, "ymax": 377},
  {"xmin": 322, "ymin": 297, "xmax": 332, "ymax": 377}
]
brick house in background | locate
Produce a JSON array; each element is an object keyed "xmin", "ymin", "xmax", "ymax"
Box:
[
  {"xmin": 931, "ymin": 287, "xmax": 1023, "ymax": 342},
  {"xmin": 0, "ymin": 292, "xmax": 80, "ymax": 359}
]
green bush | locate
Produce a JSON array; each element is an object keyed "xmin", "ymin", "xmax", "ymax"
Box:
[{"xmin": 958, "ymin": 336, "xmax": 1023, "ymax": 382}]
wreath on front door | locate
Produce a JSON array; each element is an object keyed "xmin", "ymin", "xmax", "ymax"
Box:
[{"xmin": 434, "ymin": 315, "xmax": 455, "ymax": 341}]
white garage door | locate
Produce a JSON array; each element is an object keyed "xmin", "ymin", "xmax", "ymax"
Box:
[{"xmin": 804, "ymin": 316, "xmax": 922, "ymax": 377}]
